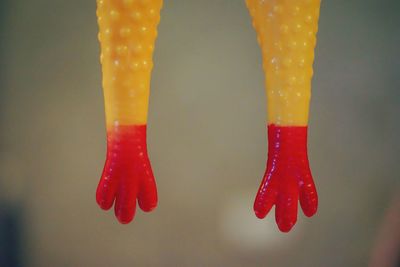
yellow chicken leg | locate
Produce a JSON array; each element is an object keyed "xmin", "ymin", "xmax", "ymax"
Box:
[
  {"xmin": 246, "ymin": 0, "xmax": 320, "ymax": 232},
  {"xmin": 96, "ymin": 0, "xmax": 163, "ymax": 223}
]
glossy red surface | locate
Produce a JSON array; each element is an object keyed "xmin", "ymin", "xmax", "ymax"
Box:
[
  {"xmin": 254, "ymin": 124, "xmax": 318, "ymax": 232},
  {"xmin": 96, "ymin": 124, "xmax": 157, "ymax": 223}
]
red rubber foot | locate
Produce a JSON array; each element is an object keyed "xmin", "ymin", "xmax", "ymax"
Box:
[
  {"xmin": 254, "ymin": 124, "xmax": 318, "ymax": 232},
  {"xmin": 96, "ymin": 124, "xmax": 157, "ymax": 224}
]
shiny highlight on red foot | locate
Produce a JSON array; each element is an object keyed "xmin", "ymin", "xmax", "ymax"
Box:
[
  {"xmin": 254, "ymin": 124, "xmax": 318, "ymax": 232},
  {"xmin": 96, "ymin": 124, "xmax": 157, "ymax": 223}
]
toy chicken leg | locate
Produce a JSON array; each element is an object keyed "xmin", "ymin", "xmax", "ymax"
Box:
[
  {"xmin": 96, "ymin": 0, "xmax": 163, "ymax": 223},
  {"xmin": 246, "ymin": 0, "xmax": 320, "ymax": 232}
]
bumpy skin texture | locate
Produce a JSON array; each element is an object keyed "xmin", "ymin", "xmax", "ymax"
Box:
[
  {"xmin": 246, "ymin": 0, "xmax": 320, "ymax": 232},
  {"xmin": 96, "ymin": 0, "xmax": 162, "ymax": 223}
]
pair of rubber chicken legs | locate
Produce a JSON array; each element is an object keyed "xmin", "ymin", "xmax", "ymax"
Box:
[{"xmin": 95, "ymin": 0, "xmax": 320, "ymax": 232}]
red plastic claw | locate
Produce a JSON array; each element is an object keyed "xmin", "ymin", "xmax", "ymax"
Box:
[
  {"xmin": 254, "ymin": 124, "xmax": 318, "ymax": 232},
  {"xmin": 96, "ymin": 125, "xmax": 157, "ymax": 223}
]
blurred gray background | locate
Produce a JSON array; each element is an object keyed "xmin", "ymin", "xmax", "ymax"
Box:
[{"xmin": 0, "ymin": 0, "xmax": 399, "ymax": 266}]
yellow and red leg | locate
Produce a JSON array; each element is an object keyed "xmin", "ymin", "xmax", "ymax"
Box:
[
  {"xmin": 96, "ymin": 0, "xmax": 163, "ymax": 223},
  {"xmin": 246, "ymin": 0, "xmax": 321, "ymax": 232}
]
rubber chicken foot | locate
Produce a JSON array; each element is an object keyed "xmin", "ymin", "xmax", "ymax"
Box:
[
  {"xmin": 254, "ymin": 124, "xmax": 318, "ymax": 232},
  {"xmin": 96, "ymin": 125, "xmax": 157, "ymax": 223}
]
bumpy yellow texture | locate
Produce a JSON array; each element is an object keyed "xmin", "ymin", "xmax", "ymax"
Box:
[
  {"xmin": 246, "ymin": 0, "xmax": 321, "ymax": 126},
  {"xmin": 97, "ymin": 0, "xmax": 162, "ymax": 126}
]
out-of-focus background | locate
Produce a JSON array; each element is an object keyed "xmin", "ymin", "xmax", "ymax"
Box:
[{"xmin": 0, "ymin": 0, "xmax": 399, "ymax": 266}]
